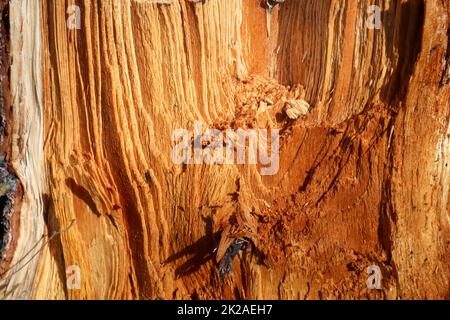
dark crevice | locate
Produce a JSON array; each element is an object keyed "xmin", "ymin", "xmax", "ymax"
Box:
[
  {"xmin": 377, "ymin": 114, "xmax": 400, "ymax": 294},
  {"xmin": 381, "ymin": 0, "xmax": 425, "ymax": 104},
  {"xmin": 439, "ymin": 26, "xmax": 450, "ymax": 87},
  {"xmin": 65, "ymin": 178, "xmax": 101, "ymax": 217}
]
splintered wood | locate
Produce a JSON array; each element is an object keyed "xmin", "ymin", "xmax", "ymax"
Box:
[
  {"xmin": 0, "ymin": 0, "xmax": 448, "ymax": 300},
  {"xmin": 284, "ymin": 100, "xmax": 310, "ymax": 119}
]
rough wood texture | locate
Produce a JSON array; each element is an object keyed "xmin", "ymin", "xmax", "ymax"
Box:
[{"xmin": 0, "ymin": 0, "xmax": 449, "ymax": 299}]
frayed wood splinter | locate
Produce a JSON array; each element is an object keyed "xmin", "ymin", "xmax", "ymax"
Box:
[{"xmin": 284, "ymin": 99, "xmax": 310, "ymax": 120}]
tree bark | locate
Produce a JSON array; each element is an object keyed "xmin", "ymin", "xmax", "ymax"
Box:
[{"xmin": 0, "ymin": 0, "xmax": 449, "ymax": 299}]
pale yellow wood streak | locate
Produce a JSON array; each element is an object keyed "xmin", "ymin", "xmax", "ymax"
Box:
[{"xmin": 0, "ymin": 0, "xmax": 47, "ymax": 300}]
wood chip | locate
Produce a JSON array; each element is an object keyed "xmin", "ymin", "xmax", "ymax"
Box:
[{"xmin": 284, "ymin": 99, "xmax": 310, "ymax": 119}]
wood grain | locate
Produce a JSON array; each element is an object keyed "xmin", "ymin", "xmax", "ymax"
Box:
[{"xmin": 0, "ymin": 0, "xmax": 448, "ymax": 299}]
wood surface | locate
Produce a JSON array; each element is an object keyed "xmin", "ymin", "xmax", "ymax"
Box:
[{"xmin": 0, "ymin": 0, "xmax": 448, "ymax": 299}]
